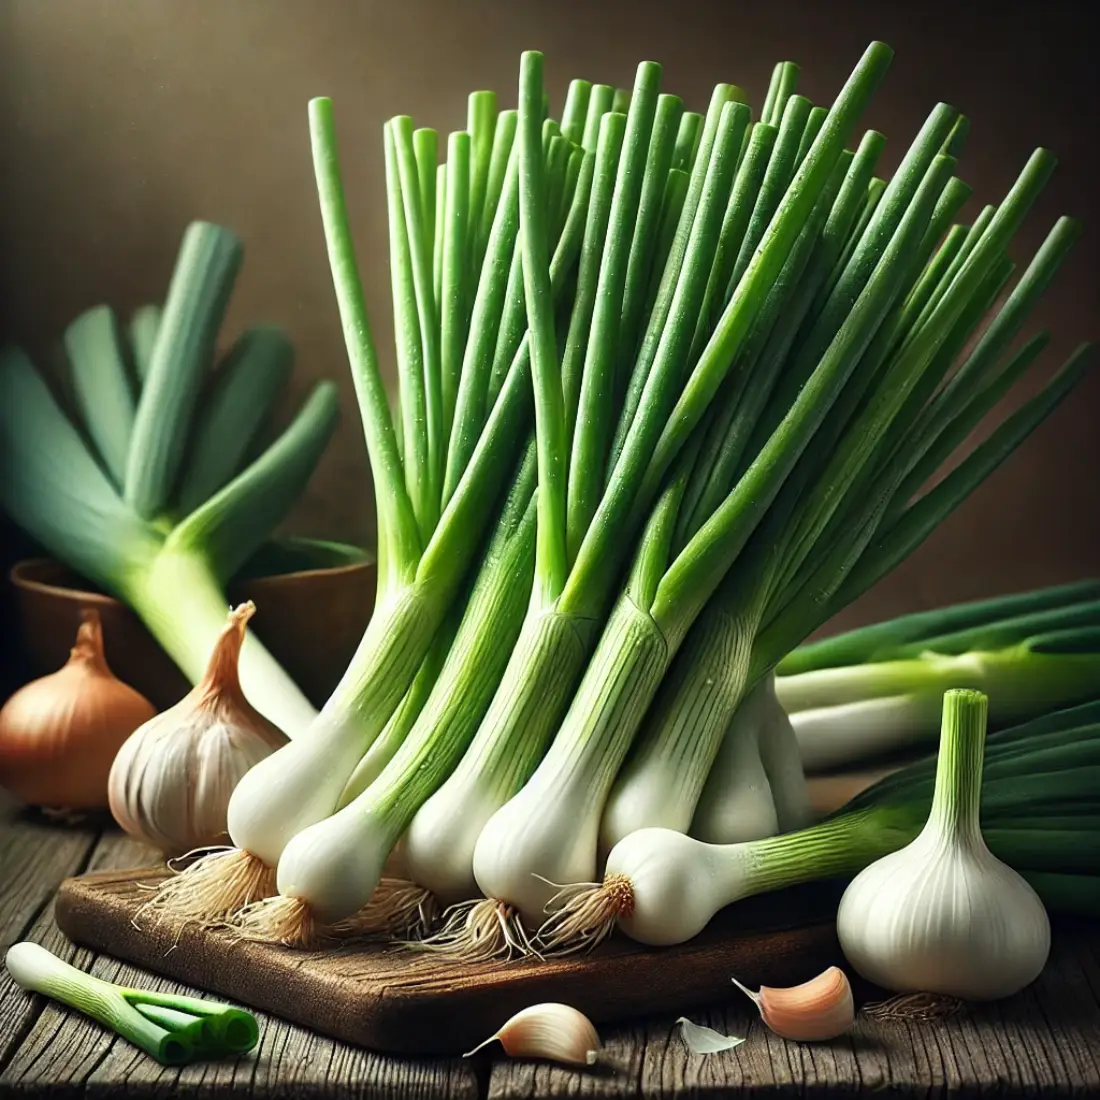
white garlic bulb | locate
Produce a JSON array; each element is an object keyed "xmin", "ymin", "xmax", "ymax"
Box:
[
  {"xmin": 837, "ymin": 689, "xmax": 1050, "ymax": 1002},
  {"xmin": 108, "ymin": 603, "xmax": 289, "ymax": 855}
]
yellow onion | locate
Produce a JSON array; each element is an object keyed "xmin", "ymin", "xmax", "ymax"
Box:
[
  {"xmin": 108, "ymin": 602, "xmax": 288, "ymax": 855},
  {"xmin": 0, "ymin": 610, "xmax": 156, "ymax": 809}
]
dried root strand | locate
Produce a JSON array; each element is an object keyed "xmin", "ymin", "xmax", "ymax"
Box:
[
  {"xmin": 409, "ymin": 897, "xmax": 539, "ymax": 962},
  {"xmin": 229, "ymin": 894, "xmax": 333, "ymax": 950},
  {"xmin": 138, "ymin": 847, "xmax": 275, "ymax": 928},
  {"xmin": 220, "ymin": 878, "xmax": 444, "ymax": 951},
  {"xmin": 862, "ymin": 992, "xmax": 965, "ymax": 1021},
  {"xmin": 330, "ymin": 878, "xmax": 441, "ymax": 941},
  {"xmin": 535, "ymin": 873, "xmax": 633, "ymax": 956}
]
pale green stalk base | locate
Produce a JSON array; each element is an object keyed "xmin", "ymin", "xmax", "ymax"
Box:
[
  {"xmin": 757, "ymin": 673, "xmax": 813, "ymax": 832},
  {"xmin": 403, "ymin": 606, "xmax": 593, "ymax": 904},
  {"xmin": 781, "ymin": 646, "xmax": 1100, "ymax": 772},
  {"xmin": 5, "ymin": 942, "xmax": 258, "ymax": 1065},
  {"xmin": 472, "ymin": 594, "xmax": 671, "ymax": 924},
  {"xmin": 776, "ymin": 646, "xmax": 1100, "ymax": 712},
  {"xmin": 125, "ymin": 548, "xmax": 317, "ymax": 737},
  {"xmin": 599, "ymin": 606, "xmax": 756, "ymax": 854}
]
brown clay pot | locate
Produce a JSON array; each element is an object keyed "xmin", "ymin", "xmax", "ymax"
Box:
[{"xmin": 9, "ymin": 538, "xmax": 376, "ymax": 711}]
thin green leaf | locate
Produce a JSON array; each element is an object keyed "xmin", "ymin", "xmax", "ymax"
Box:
[
  {"xmin": 175, "ymin": 326, "xmax": 294, "ymax": 515},
  {"xmin": 64, "ymin": 305, "xmax": 136, "ymax": 487},
  {"xmin": 0, "ymin": 346, "xmax": 161, "ymax": 592},
  {"xmin": 124, "ymin": 221, "xmax": 242, "ymax": 520},
  {"xmin": 308, "ymin": 97, "xmax": 420, "ymax": 588},
  {"xmin": 167, "ymin": 381, "xmax": 340, "ymax": 582},
  {"xmin": 518, "ymin": 51, "xmax": 570, "ymax": 602}
]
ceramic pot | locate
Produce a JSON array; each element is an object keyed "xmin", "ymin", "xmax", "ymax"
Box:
[{"xmin": 9, "ymin": 537, "xmax": 376, "ymax": 710}]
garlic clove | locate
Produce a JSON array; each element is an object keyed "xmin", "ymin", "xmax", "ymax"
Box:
[
  {"xmin": 676, "ymin": 1016, "xmax": 745, "ymax": 1053},
  {"xmin": 732, "ymin": 966, "xmax": 855, "ymax": 1042},
  {"xmin": 464, "ymin": 1002, "xmax": 600, "ymax": 1066}
]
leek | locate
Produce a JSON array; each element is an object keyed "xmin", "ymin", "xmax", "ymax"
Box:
[{"xmin": 0, "ymin": 222, "xmax": 335, "ymax": 737}]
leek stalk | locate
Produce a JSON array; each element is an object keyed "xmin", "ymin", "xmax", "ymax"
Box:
[{"xmin": 0, "ymin": 224, "xmax": 335, "ymax": 737}]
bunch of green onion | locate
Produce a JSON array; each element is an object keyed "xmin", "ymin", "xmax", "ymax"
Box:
[
  {"xmin": 541, "ymin": 695, "xmax": 1100, "ymax": 951},
  {"xmin": 5, "ymin": 942, "xmax": 259, "ymax": 1066},
  {"xmin": 778, "ymin": 579, "xmax": 1100, "ymax": 772},
  {"xmin": 147, "ymin": 42, "xmax": 1093, "ymax": 956},
  {"xmin": 0, "ymin": 222, "xmax": 339, "ymax": 736}
]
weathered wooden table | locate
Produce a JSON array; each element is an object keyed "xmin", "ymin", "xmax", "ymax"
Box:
[{"xmin": 2, "ymin": 813, "xmax": 1099, "ymax": 1099}]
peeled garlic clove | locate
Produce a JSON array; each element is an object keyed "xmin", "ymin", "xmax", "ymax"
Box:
[
  {"xmin": 732, "ymin": 967, "xmax": 854, "ymax": 1042},
  {"xmin": 464, "ymin": 1003, "xmax": 600, "ymax": 1066}
]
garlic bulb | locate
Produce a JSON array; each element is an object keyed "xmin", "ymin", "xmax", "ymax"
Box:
[
  {"xmin": 837, "ymin": 689, "xmax": 1050, "ymax": 1002},
  {"xmin": 0, "ymin": 610, "xmax": 155, "ymax": 809},
  {"xmin": 464, "ymin": 1003, "xmax": 600, "ymax": 1066},
  {"xmin": 731, "ymin": 966, "xmax": 854, "ymax": 1041},
  {"xmin": 108, "ymin": 603, "xmax": 288, "ymax": 855}
]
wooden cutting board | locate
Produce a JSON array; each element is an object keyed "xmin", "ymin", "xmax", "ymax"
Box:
[{"xmin": 55, "ymin": 867, "xmax": 846, "ymax": 1055}]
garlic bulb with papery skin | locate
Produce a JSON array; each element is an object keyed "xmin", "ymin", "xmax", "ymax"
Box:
[
  {"xmin": 108, "ymin": 602, "xmax": 288, "ymax": 855},
  {"xmin": 837, "ymin": 689, "xmax": 1050, "ymax": 1002},
  {"xmin": 0, "ymin": 610, "xmax": 155, "ymax": 809}
]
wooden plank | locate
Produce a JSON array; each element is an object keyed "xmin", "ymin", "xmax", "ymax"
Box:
[
  {"xmin": 485, "ymin": 922, "xmax": 1100, "ymax": 1099},
  {"xmin": 1, "ymin": 829, "xmax": 480, "ymax": 1100},
  {"xmin": 53, "ymin": 867, "xmax": 842, "ymax": 1057},
  {"xmin": 0, "ymin": 813, "xmax": 101, "ymax": 1073}
]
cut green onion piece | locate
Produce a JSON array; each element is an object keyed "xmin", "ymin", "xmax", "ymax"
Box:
[{"xmin": 5, "ymin": 942, "xmax": 259, "ymax": 1065}]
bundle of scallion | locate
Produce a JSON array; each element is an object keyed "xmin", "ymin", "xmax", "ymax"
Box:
[
  {"xmin": 776, "ymin": 579, "xmax": 1100, "ymax": 772},
  {"xmin": 155, "ymin": 41, "xmax": 1093, "ymax": 953},
  {"xmin": 0, "ymin": 222, "xmax": 337, "ymax": 737},
  {"xmin": 538, "ymin": 696, "xmax": 1100, "ymax": 951}
]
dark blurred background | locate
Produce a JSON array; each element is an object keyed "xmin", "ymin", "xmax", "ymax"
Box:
[{"xmin": 1, "ymin": 0, "xmax": 1097, "ymax": 692}]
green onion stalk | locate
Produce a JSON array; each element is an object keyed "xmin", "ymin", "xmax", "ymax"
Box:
[
  {"xmin": 153, "ymin": 72, "xmax": 600, "ymax": 925},
  {"xmin": 470, "ymin": 55, "xmax": 1092, "ymax": 941},
  {"xmin": 596, "ymin": 150, "xmax": 1091, "ymax": 865},
  {"xmin": 5, "ymin": 942, "xmax": 259, "ymax": 1065},
  {"xmin": 469, "ymin": 43, "xmax": 906, "ymax": 931},
  {"xmin": 225, "ymin": 60, "xmax": 680, "ymax": 946},
  {"xmin": 537, "ymin": 696, "xmax": 1100, "ymax": 952},
  {"xmin": 0, "ymin": 223, "xmax": 338, "ymax": 739},
  {"xmin": 774, "ymin": 580, "xmax": 1100, "ymax": 771}
]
